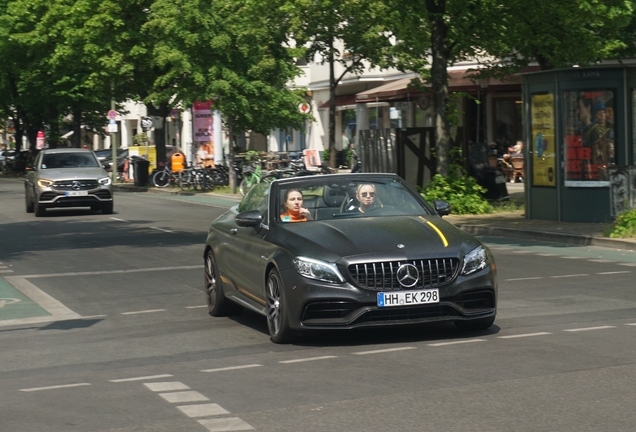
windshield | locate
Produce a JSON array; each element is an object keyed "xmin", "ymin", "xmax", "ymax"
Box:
[
  {"xmin": 275, "ymin": 177, "xmax": 432, "ymax": 223},
  {"xmin": 41, "ymin": 153, "xmax": 100, "ymax": 169}
]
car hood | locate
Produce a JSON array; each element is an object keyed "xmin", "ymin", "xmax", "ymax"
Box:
[
  {"xmin": 37, "ymin": 167, "xmax": 109, "ymax": 180},
  {"xmin": 275, "ymin": 215, "xmax": 481, "ymax": 263}
]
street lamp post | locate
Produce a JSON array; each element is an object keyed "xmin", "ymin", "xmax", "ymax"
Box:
[{"xmin": 479, "ymin": 77, "xmax": 490, "ymax": 146}]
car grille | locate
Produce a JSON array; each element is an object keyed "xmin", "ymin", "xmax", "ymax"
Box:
[
  {"xmin": 53, "ymin": 180, "xmax": 99, "ymax": 191},
  {"xmin": 348, "ymin": 258, "xmax": 460, "ymax": 291}
]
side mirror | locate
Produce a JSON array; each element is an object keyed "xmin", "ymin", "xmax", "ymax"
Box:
[
  {"xmin": 433, "ymin": 199, "xmax": 451, "ymax": 216},
  {"xmin": 235, "ymin": 210, "xmax": 263, "ymax": 227},
  {"xmin": 25, "ymin": 165, "xmax": 34, "ymax": 172}
]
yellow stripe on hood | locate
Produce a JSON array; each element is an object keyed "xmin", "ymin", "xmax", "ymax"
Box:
[{"xmin": 418, "ymin": 216, "xmax": 449, "ymax": 247}]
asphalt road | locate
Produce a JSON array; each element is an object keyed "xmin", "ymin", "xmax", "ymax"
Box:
[{"xmin": 1, "ymin": 177, "xmax": 636, "ymax": 432}]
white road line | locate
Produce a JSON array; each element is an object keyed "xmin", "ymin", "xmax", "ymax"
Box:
[
  {"xmin": 151, "ymin": 227, "xmax": 174, "ymax": 233},
  {"xmin": 110, "ymin": 374, "xmax": 173, "ymax": 382},
  {"xmin": 201, "ymin": 364, "xmax": 263, "ymax": 373},
  {"xmin": 511, "ymin": 250, "xmax": 533, "ymax": 254},
  {"xmin": 596, "ymin": 271, "xmax": 631, "ymax": 275},
  {"xmin": 186, "ymin": 305, "xmax": 208, "ymax": 309},
  {"xmin": 121, "ymin": 309, "xmax": 166, "ymax": 315},
  {"xmin": 505, "ymin": 277, "xmax": 543, "ymax": 281},
  {"xmin": 618, "ymin": 263, "xmax": 636, "ymax": 267},
  {"xmin": 549, "ymin": 274, "xmax": 588, "ymax": 278},
  {"xmin": 198, "ymin": 417, "xmax": 255, "ymax": 431},
  {"xmin": 20, "ymin": 383, "xmax": 91, "ymax": 392},
  {"xmin": 279, "ymin": 356, "xmax": 337, "ymax": 364},
  {"xmin": 0, "ymin": 266, "xmax": 8, "ymax": 269},
  {"xmin": 564, "ymin": 326, "xmax": 616, "ymax": 332},
  {"xmin": 159, "ymin": 391, "xmax": 209, "ymax": 403},
  {"xmin": 428, "ymin": 339, "xmax": 486, "ymax": 347},
  {"xmin": 535, "ymin": 253, "xmax": 558, "ymax": 256},
  {"xmin": 588, "ymin": 259, "xmax": 613, "ymax": 263},
  {"xmin": 4, "ymin": 277, "xmax": 80, "ymax": 318},
  {"xmin": 16, "ymin": 265, "xmax": 203, "ymax": 279},
  {"xmin": 353, "ymin": 347, "xmax": 416, "ymax": 355},
  {"xmin": 177, "ymin": 403, "xmax": 230, "ymax": 418},
  {"xmin": 109, "ymin": 217, "xmax": 129, "ymax": 222},
  {"xmin": 498, "ymin": 332, "xmax": 552, "ymax": 339},
  {"xmin": 0, "ymin": 270, "xmax": 14, "ymax": 273},
  {"xmin": 560, "ymin": 256, "xmax": 586, "ymax": 259},
  {"xmin": 144, "ymin": 382, "xmax": 189, "ymax": 392},
  {"xmin": 625, "ymin": 323, "xmax": 636, "ymax": 326}
]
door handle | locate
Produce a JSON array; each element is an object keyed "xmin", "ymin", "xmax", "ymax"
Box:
[{"xmin": 230, "ymin": 228, "xmax": 238, "ymax": 235}]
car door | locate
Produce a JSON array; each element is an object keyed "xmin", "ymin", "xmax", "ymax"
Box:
[{"xmin": 221, "ymin": 181, "xmax": 271, "ymax": 306}]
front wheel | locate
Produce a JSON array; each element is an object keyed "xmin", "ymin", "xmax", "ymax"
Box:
[
  {"xmin": 266, "ymin": 269, "xmax": 295, "ymax": 344},
  {"xmin": 25, "ymin": 187, "xmax": 34, "ymax": 213},
  {"xmin": 101, "ymin": 201, "xmax": 114, "ymax": 214},
  {"xmin": 153, "ymin": 170, "xmax": 170, "ymax": 188}
]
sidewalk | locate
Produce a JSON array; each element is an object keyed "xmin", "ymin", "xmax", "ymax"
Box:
[{"xmin": 113, "ymin": 182, "xmax": 636, "ymax": 251}]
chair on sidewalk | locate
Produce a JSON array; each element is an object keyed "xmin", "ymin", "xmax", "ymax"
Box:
[{"xmin": 510, "ymin": 157, "xmax": 524, "ymax": 182}]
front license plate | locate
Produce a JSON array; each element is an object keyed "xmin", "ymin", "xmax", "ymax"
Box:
[
  {"xmin": 64, "ymin": 191, "xmax": 88, "ymax": 196},
  {"xmin": 377, "ymin": 289, "xmax": 439, "ymax": 307}
]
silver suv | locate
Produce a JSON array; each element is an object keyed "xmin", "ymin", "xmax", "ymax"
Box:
[{"xmin": 25, "ymin": 148, "xmax": 114, "ymax": 216}]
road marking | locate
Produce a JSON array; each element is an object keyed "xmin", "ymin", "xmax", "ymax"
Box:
[
  {"xmin": 428, "ymin": 339, "xmax": 486, "ymax": 347},
  {"xmin": 201, "ymin": 364, "xmax": 262, "ymax": 373},
  {"xmin": 197, "ymin": 417, "xmax": 255, "ymax": 431},
  {"xmin": 505, "ymin": 277, "xmax": 543, "ymax": 281},
  {"xmin": 0, "ymin": 266, "xmax": 9, "ymax": 269},
  {"xmin": 353, "ymin": 347, "xmax": 416, "ymax": 355},
  {"xmin": 596, "ymin": 271, "xmax": 631, "ymax": 275},
  {"xmin": 549, "ymin": 274, "xmax": 588, "ymax": 278},
  {"xmin": 145, "ymin": 382, "xmax": 190, "ymax": 392},
  {"xmin": 186, "ymin": 305, "xmax": 208, "ymax": 309},
  {"xmin": 16, "ymin": 265, "xmax": 203, "ymax": 279},
  {"xmin": 4, "ymin": 277, "xmax": 80, "ymax": 317},
  {"xmin": 564, "ymin": 326, "xmax": 616, "ymax": 332},
  {"xmin": 110, "ymin": 374, "xmax": 173, "ymax": 382},
  {"xmin": 535, "ymin": 253, "xmax": 558, "ymax": 256},
  {"xmin": 511, "ymin": 250, "xmax": 533, "ymax": 254},
  {"xmin": 625, "ymin": 323, "xmax": 636, "ymax": 326},
  {"xmin": 588, "ymin": 259, "xmax": 613, "ymax": 263},
  {"xmin": 109, "ymin": 217, "xmax": 129, "ymax": 222},
  {"xmin": 159, "ymin": 391, "xmax": 209, "ymax": 403},
  {"xmin": 560, "ymin": 256, "xmax": 586, "ymax": 259},
  {"xmin": 279, "ymin": 356, "xmax": 337, "ymax": 364},
  {"xmin": 0, "ymin": 270, "xmax": 14, "ymax": 274},
  {"xmin": 121, "ymin": 309, "xmax": 166, "ymax": 315},
  {"xmin": 498, "ymin": 332, "xmax": 552, "ymax": 339},
  {"xmin": 618, "ymin": 263, "xmax": 636, "ymax": 267},
  {"xmin": 177, "ymin": 403, "xmax": 230, "ymax": 418},
  {"xmin": 20, "ymin": 383, "xmax": 91, "ymax": 392},
  {"xmin": 0, "ymin": 298, "xmax": 20, "ymax": 308},
  {"xmin": 151, "ymin": 227, "xmax": 174, "ymax": 233}
]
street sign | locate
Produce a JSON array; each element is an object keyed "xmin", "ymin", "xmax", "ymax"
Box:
[
  {"xmin": 170, "ymin": 109, "xmax": 180, "ymax": 120},
  {"xmin": 108, "ymin": 120, "xmax": 118, "ymax": 133},
  {"xmin": 107, "ymin": 110, "xmax": 117, "ymax": 120},
  {"xmin": 141, "ymin": 117, "xmax": 153, "ymax": 131},
  {"xmin": 298, "ymin": 102, "xmax": 310, "ymax": 114}
]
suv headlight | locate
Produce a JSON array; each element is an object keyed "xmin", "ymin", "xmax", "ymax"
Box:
[
  {"xmin": 293, "ymin": 256, "xmax": 345, "ymax": 283},
  {"xmin": 98, "ymin": 176, "xmax": 112, "ymax": 186},
  {"xmin": 461, "ymin": 246, "xmax": 488, "ymax": 275},
  {"xmin": 37, "ymin": 179, "xmax": 53, "ymax": 188}
]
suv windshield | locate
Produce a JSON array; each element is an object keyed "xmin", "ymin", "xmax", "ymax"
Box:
[{"xmin": 41, "ymin": 153, "xmax": 100, "ymax": 169}]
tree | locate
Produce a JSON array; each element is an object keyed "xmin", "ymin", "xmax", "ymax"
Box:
[{"xmin": 289, "ymin": 0, "xmax": 392, "ymax": 168}]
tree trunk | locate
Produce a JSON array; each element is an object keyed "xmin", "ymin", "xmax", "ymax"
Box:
[
  {"xmin": 227, "ymin": 116, "xmax": 236, "ymax": 192},
  {"xmin": 146, "ymin": 102, "xmax": 170, "ymax": 166},
  {"xmin": 72, "ymin": 106, "xmax": 82, "ymax": 148},
  {"xmin": 328, "ymin": 36, "xmax": 337, "ymax": 169},
  {"xmin": 428, "ymin": 0, "xmax": 451, "ymax": 177}
]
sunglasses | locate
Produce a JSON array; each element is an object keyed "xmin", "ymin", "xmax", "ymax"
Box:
[{"xmin": 360, "ymin": 192, "xmax": 375, "ymax": 197}]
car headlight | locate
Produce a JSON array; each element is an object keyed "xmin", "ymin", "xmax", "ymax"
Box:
[
  {"xmin": 293, "ymin": 256, "xmax": 345, "ymax": 283},
  {"xmin": 37, "ymin": 179, "xmax": 53, "ymax": 188},
  {"xmin": 98, "ymin": 176, "xmax": 112, "ymax": 186},
  {"xmin": 461, "ymin": 246, "xmax": 488, "ymax": 275}
]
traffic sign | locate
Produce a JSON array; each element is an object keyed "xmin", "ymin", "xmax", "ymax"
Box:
[
  {"xmin": 170, "ymin": 109, "xmax": 180, "ymax": 120},
  {"xmin": 107, "ymin": 110, "xmax": 117, "ymax": 120},
  {"xmin": 141, "ymin": 117, "xmax": 153, "ymax": 130},
  {"xmin": 298, "ymin": 103, "xmax": 310, "ymax": 114}
]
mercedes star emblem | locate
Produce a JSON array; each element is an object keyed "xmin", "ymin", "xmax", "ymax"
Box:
[
  {"xmin": 396, "ymin": 263, "xmax": 419, "ymax": 288},
  {"xmin": 72, "ymin": 181, "xmax": 82, "ymax": 191}
]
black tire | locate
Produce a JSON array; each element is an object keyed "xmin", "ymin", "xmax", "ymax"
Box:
[
  {"xmin": 25, "ymin": 187, "xmax": 34, "ymax": 213},
  {"xmin": 34, "ymin": 200, "xmax": 46, "ymax": 217},
  {"xmin": 153, "ymin": 170, "xmax": 170, "ymax": 188},
  {"xmin": 178, "ymin": 171, "xmax": 192, "ymax": 190},
  {"xmin": 454, "ymin": 316, "xmax": 495, "ymax": 332},
  {"xmin": 266, "ymin": 269, "xmax": 295, "ymax": 344},
  {"xmin": 102, "ymin": 201, "xmax": 114, "ymax": 214},
  {"xmin": 205, "ymin": 249, "xmax": 241, "ymax": 316}
]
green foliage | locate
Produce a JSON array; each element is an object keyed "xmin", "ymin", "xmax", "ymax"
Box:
[
  {"xmin": 132, "ymin": 133, "xmax": 148, "ymax": 146},
  {"xmin": 421, "ymin": 167, "xmax": 494, "ymax": 215},
  {"xmin": 607, "ymin": 208, "xmax": 636, "ymax": 238}
]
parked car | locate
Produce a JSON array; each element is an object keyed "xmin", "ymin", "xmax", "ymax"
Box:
[
  {"xmin": 204, "ymin": 173, "xmax": 498, "ymax": 343},
  {"xmin": 24, "ymin": 148, "xmax": 114, "ymax": 216}
]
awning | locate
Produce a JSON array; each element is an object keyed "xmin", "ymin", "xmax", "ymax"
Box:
[{"xmin": 318, "ymin": 94, "xmax": 358, "ymax": 110}]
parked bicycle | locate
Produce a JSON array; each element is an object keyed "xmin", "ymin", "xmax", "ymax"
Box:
[
  {"xmin": 152, "ymin": 162, "xmax": 178, "ymax": 188},
  {"xmin": 239, "ymin": 161, "xmax": 267, "ymax": 196}
]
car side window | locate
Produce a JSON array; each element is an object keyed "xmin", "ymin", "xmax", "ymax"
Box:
[
  {"xmin": 238, "ymin": 181, "xmax": 270, "ymax": 214},
  {"xmin": 33, "ymin": 152, "xmax": 42, "ymax": 169}
]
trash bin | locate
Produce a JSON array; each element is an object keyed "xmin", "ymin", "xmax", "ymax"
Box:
[
  {"xmin": 479, "ymin": 168, "xmax": 509, "ymax": 200},
  {"xmin": 133, "ymin": 157, "xmax": 150, "ymax": 187}
]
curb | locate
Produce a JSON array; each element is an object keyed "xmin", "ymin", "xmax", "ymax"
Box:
[
  {"xmin": 455, "ymin": 224, "xmax": 636, "ymax": 251},
  {"xmin": 112, "ymin": 184, "xmax": 243, "ymax": 201}
]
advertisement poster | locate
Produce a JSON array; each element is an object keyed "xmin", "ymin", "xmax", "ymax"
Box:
[
  {"xmin": 563, "ymin": 90, "xmax": 615, "ymax": 186},
  {"xmin": 193, "ymin": 100, "xmax": 213, "ymax": 144},
  {"xmin": 531, "ymin": 94, "xmax": 556, "ymax": 186}
]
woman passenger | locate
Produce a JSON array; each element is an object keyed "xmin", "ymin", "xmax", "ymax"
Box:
[
  {"xmin": 356, "ymin": 184, "xmax": 377, "ymax": 213},
  {"xmin": 280, "ymin": 189, "xmax": 312, "ymax": 222}
]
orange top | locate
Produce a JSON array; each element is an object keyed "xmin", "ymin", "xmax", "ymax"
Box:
[{"xmin": 280, "ymin": 211, "xmax": 308, "ymax": 223}]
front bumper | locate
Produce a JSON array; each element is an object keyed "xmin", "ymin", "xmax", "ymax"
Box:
[
  {"xmin": 37, "ymin": 187, "xmax": 113, "ymax": 208},
  {"xmin": 279, "ymin": 266, "xmax": 497, "ymax": 331}
]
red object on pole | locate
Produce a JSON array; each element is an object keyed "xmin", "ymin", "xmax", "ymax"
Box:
[{"xmin": 36, "ymin": 130, "xmax": 45, "ymax": 150}]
